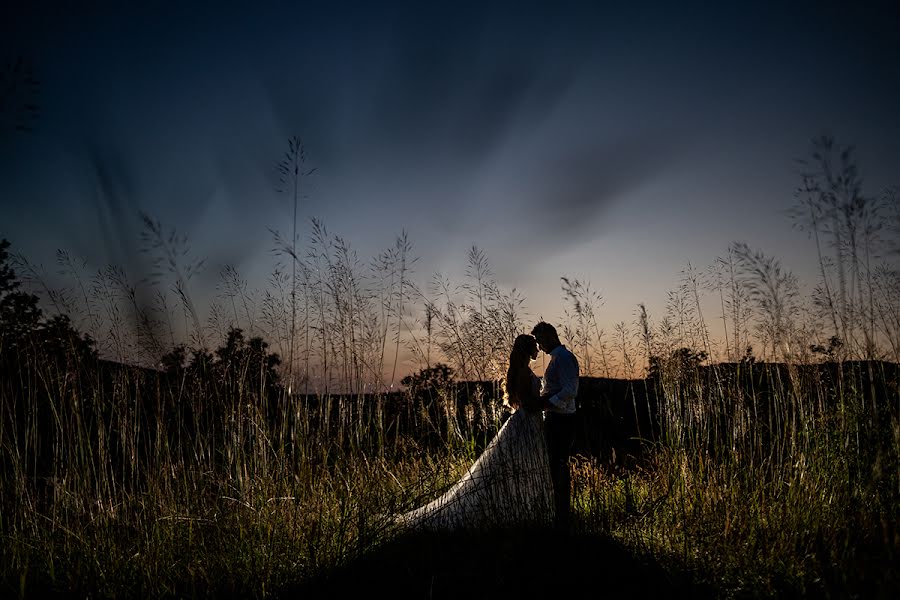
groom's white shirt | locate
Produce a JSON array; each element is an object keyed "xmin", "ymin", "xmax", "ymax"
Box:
[{"xmin": 541, "ymin": 345, "xmax": 579, "ymax": 414}]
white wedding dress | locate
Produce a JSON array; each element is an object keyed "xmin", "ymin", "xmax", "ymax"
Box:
[{"xmin": 395, "ymin": 374, "xmax": 554, "ymax": 531}]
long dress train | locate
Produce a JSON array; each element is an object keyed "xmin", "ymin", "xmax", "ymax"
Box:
[{"xmin": 395, "ymin": 375, "xmax": 554, "ymax": 531}]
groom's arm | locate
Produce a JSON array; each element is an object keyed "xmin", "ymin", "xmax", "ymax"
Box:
[{"xmin": 545, "ymin": 354, "xmax": 579, "ymax": 411}]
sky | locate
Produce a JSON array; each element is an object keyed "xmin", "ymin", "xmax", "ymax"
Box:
[{"xmin": 1, "ymin": 0, "xmax": 899, "ymax": 375}]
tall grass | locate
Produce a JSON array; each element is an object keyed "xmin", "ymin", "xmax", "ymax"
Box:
[
  {"xmin": 570, "ymin": 239, "xmax": 898, "ymax": 596},
  {"xmin": 4, "ymin": 221, "xmax": 897, "ymax": 598},
  {"xmin": 0, "ymin": 223, "xmax": 521, "ymax": 598},
  {"xmin": 573, "ymin": 361, "xmax": 898, "ymax": 596},
  {"xmin": 0, "ymin": 327, "xmax": 481, "ymax": 597}
]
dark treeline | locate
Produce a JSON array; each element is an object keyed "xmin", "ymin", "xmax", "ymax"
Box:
[
  {"xmin": 7, "ymin": 341, "xmax": 896, "ymax": 494},
  {"xmin": 340, "ymin": 360, "xmax": 899, "ymax": 464}
]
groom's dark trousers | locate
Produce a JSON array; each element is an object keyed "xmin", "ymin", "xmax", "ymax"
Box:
[{"xmin": 544, "ymin": 411, "xmax": 576, "ymax": 531}]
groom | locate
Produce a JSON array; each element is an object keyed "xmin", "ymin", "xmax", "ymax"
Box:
[{"xmin": 532, "ymin": 321, "xmax": 579, "ymax": 531}]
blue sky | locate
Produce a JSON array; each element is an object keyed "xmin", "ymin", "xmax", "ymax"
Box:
[{"xmin": 2, "ymin": 0, "xmax": 899, "ymax": 372}]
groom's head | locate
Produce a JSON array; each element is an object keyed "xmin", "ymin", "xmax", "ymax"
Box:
[{"xmin": 531, "ymin": 322, "xmax": 560, "ymax": 354}]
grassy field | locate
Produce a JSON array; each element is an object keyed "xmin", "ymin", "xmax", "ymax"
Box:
[{"xmin": 1, "ymin": 348, "xmax": 896, "ymax": 598}]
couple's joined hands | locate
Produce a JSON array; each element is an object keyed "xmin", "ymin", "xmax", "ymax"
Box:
[{"xmin": 526, "ymin": 394, "xmax": 551, "ymax": 412}]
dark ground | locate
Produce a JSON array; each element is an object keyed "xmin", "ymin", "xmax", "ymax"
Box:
[
  {"xmin": 285, "ymin": 528, "xmax": 719, "ymax": 600},
  {"xmin": 10, "ymin": 526, "xmax": 891, "ymax": 599}
]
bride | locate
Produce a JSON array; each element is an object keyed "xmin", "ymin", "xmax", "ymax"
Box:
[{"xmin": 395, "ymin": 334, "xmax": 554, "ymax": 530}]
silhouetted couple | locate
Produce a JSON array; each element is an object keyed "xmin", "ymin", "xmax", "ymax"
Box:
[{"xmin": 396, "ymin": 322, "xmax": 579, "ymax": 532}]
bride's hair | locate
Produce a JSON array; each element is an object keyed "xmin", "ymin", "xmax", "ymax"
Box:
[{"xmin": 504, "ymin": 334, "xmax": 537, "ymax": 408}]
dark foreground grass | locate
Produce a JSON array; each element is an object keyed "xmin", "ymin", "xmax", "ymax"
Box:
[
  {"xmin": 7, "ymin": 522, "xmax": 893, "ymax": 600},
  {"xmin": 4, "ymin": 523, "xmax": 716, "ymax": 600}
]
